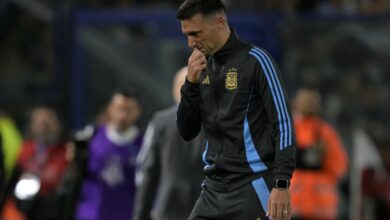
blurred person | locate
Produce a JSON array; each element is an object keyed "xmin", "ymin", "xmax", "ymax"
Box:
[
  {"xmin": 57, "ymin": 107, "xmax": 109, "ymax": 220},
  {"xmin": 75, "ymin": 90, "xmax": 143, "ymax": 220},
  {"xmin": 361, "ymin": 0, "xmax": 390, "ymax": 14},
  {"xmin": 352, "ymin": 126, "xmax": 389, "ymax": 219},
  {"xmin": 1, "ymin": 106, "xmax": 68, "ymax": 220},
  {"xmin": 133, "ymin": 67, "xmax": 204, "ymax": 220},
  {"xmin": 176, "ymin": 1, "xmax": 296, "ymax": 220},
  {"xmin": 361, "ymin": 142, "xmax": 390, "ymax": 219},
  {"xmin": 290, "ymin": 88, "xmax": 348, "ymax": 220}
]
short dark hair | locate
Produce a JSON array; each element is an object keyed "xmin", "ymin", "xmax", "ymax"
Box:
[
  {"xmin": 177, "ymin": 0, "xmax": 226, "ymax": 20},
  {"xmin": 112, "ymin": 87, "xmax": 138, "ymax": 100}
]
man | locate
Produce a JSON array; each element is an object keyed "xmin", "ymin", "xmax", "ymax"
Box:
[
  {"xmin": 176, "ymin": 1, "xmax": 296, "ymax": 220},
  {"xmin": 133, "ymin": 67, "xmax": 204, "ymax": 220},
  {"xmin": 75, "ymin": 91, "xmax": 143, "ymax": 220},
  {"xmin": 290, "ymin": 88, "xmax": 348, "ymax": 220}
]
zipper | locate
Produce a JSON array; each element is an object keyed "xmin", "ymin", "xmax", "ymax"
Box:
[{"xmin": 208, "ymin": 56, "xmax": 227, "ymax": 185}]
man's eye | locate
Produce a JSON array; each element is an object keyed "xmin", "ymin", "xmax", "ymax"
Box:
[{"xmin": 189, "ymin": 32, "xmax": 199, "ymax": 37}]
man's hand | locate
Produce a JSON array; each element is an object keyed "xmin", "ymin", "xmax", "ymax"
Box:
[
  {"xmin": 187, "ymin": 48, "xmax": 207, "ymax": 83},
  {"xmin": 266, "ymin": 188, "xmax": 291, "ymax": 220}
]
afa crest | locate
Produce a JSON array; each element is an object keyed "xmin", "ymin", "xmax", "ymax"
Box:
[{"xmin": 225, "ymin": 68, "xmax": 238, "ymax": 90}]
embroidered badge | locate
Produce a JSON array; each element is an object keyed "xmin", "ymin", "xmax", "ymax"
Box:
[{"xmin": 225, "ymin": 68, "xmax": 238, "ymax": 90}]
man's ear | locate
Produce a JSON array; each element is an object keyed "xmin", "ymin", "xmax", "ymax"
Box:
[{"xmin": 215, "ymin": 15, "xmax": 225, "ymax": 26}]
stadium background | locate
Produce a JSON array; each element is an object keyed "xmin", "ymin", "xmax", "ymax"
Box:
[{"xmin": 1, "ymin": 0, "xmax": 390, "ymax": 219}]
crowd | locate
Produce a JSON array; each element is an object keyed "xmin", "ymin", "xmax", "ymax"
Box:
[{"xmin": 0, "ymin": 66, "xmax": 204, "ymax": 220}]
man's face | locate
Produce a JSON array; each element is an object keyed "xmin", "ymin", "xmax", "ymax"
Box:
[
  {"xmin": 293, "ymin": 90, "xmax": 321, "ymax": 117},
  {"xmin": 108, "ymin": 94, "xmax": 140, "ymax": 131},
  {"xmin": 181, "ymin": 14, "xmax": 220, "ymax": 56},
  {"xmin": 30, "ymin": 108, "xmax": 61, "ymax": 144}
]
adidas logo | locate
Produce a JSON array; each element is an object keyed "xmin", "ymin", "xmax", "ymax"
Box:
[{"xmin": 202, "ymin": 75, "xmax": 210, "ymax": 85}]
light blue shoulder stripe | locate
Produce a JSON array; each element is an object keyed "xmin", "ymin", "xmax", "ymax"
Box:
[
  {"xmin": 252, "ymin": 47, "xmax": 292, "ymax": 147},
  {"xmin": 249, "ymin": 47, "xmax": 292, "ymax": 149},
  {"xmin": 251, "ymin": 47, "xmax": 290, "ymax": 148},
  {"xmin": 249, "ymin": 49, "xmax": 286, "ymax": 149}
]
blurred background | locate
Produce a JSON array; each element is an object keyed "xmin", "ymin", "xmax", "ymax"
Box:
[{"xmin": 0, "ymin": 0, "xmax": 389, "ymax": 219}]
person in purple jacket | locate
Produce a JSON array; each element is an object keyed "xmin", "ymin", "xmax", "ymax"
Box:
[{"xmin": 75, "ymin": 90, "xmax": 143, "ymax": 220}]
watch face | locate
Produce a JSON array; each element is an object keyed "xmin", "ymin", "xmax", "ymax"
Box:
[{"xmin": 275, "ymin": 179, "xmax": 289, "ymax": 189}]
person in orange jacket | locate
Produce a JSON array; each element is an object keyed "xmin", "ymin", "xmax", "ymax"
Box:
[{"xmin": 290, "ymin": 88, "xmax": 348, "ymax": 220}]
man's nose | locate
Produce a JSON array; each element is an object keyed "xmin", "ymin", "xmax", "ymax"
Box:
[{"xmin": 188, "ymin": 36, "xmax": 196, "ymax": 48}]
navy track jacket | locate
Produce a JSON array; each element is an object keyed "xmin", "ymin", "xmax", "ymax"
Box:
[{"xmin": 177, "ymin": 30, "xmax": 296, "ymax": 191}]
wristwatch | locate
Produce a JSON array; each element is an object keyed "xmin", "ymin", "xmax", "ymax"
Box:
[{"xmin": 274, "ymin": 179, "xmax": 290, "ymax": 190}]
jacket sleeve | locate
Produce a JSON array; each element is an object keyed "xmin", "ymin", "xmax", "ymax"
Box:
[
  {"xmin": 251, "ymin": 49, "xmax": 296, "ymax": 181},
  {"xmin": 133, "ymin": 117, "xmax": 161, "ymax": 220},
  {"xmin": 176, "ymin": 79, "xmax": 202, "ymax": 141}
]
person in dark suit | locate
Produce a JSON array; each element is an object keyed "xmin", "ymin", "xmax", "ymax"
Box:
[{"xmin": 133, "ymin": 67, "xmax": 204, "ymax": 220}]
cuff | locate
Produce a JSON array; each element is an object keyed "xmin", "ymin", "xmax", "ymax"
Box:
[
  {"xmin": 183, "ymin": 78, "xmax": 200, "ymax": 95},
  {"xmin": 273, "ymin": 173, "xmax": 292, "ymax": 181}
]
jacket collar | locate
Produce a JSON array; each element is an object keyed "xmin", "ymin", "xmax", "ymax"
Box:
[{"xmin": 212, "ymin": 28, "xmax": 242, "ymax": 62}]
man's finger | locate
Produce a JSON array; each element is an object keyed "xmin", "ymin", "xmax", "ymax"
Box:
[
  {"xmin": 282, "ymin": 204, "xmax": 289, "ymax": 220},
  {"xmin": 191, "ymin": 58, "xmax": 207, "ymax": 69},
  {"xmin": 189, "ymin": 54, "xmax": 206, "ymax": 66},
  {"xmin": 189, "ymin": 48, "xmax": 198, "ymax": 60},
  {"xmin": 192, "ymin": 48, "xmax": 204, "ymax": 57},
  {"xmin": 271, "ymin": 202, "xmax": 277, "ymax": 219},
  {"xmin": 276, "ymin": 203, "xmax": 284, "ymax": 220},
  {"xmin": 266, "ymin": 198, "xmax": 271, "ymax": 217},
  {"xmin": 288, "ymin": 203, "xmax": 292, "ymax": 220}
]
